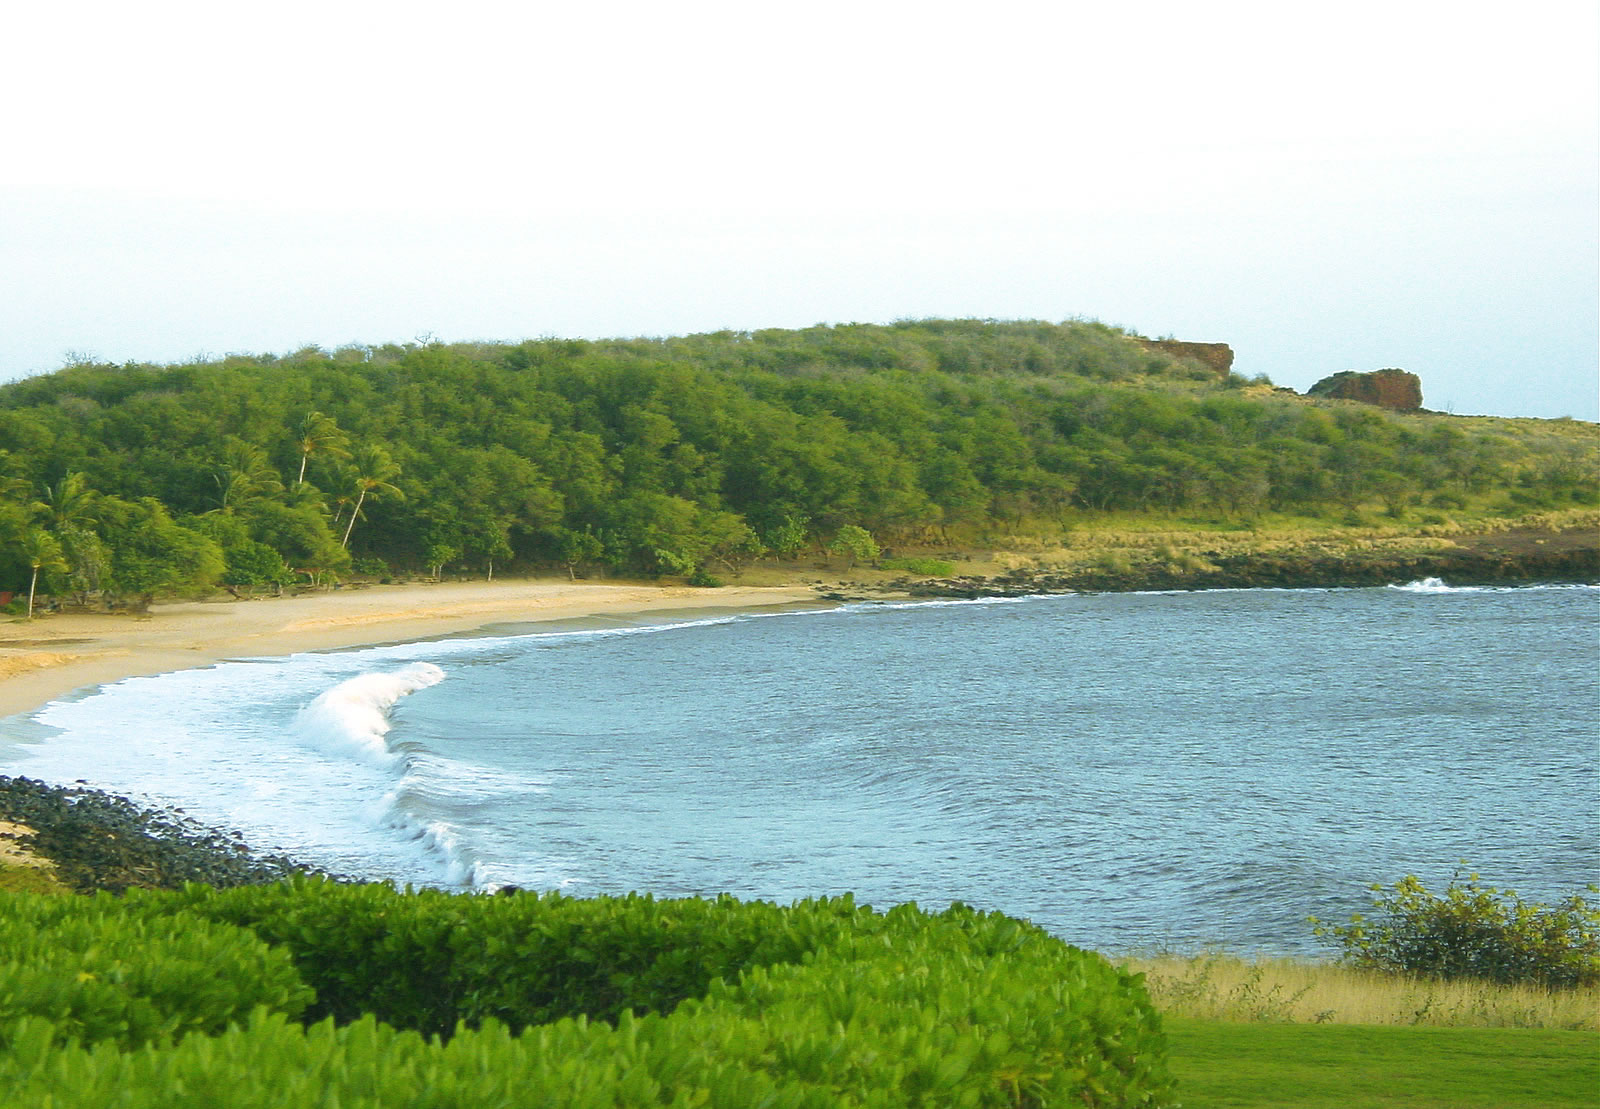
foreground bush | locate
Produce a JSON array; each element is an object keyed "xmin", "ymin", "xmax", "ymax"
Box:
[
  {"xmin": 1, "ymin": 881, "xmax": 1176, "ymax": 1106},
  {"xmin": 1312, "ymin": 870, "xmax": 1600, "ymax": 988},
  {"xmin": 0, "ymin": 891, "xmax": 311, "ymax": 1053},
  {"xmin": 152, "ymin": 879, "xmax": 887, "ymax": 1037}
]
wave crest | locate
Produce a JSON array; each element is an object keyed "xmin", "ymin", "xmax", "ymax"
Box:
[{"xmin": 294, "ymin": 662, "xmax": 445, "ymax": 770}]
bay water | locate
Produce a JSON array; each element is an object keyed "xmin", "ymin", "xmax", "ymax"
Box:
[{"xmin": 3, "ymin": 581, "xmax": 1595, "ymax": 955}]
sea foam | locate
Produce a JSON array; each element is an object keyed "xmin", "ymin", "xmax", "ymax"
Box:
[{"xmin": 294, "ymin": 662, "xmax": 445, "ymax": 769}]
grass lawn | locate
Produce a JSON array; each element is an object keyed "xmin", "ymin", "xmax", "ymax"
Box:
[{"xmin": 1164, "ymin": 1019, "xmax": 1600, "ymax": 1108}]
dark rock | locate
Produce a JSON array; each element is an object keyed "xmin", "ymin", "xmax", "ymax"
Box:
[{"xmin": 0, "ymin": 775, "xmax": 341, "ymax": 893}]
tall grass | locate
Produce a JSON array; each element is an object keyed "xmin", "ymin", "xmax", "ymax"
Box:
[{"xmin": 1119, "ymin": 952, "xmax": 1600, "ymax": 1030}]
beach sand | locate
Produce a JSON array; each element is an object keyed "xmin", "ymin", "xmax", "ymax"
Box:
[{"xmin": 0, "ymin": 579, "xmax": 819, "ymax": 719}]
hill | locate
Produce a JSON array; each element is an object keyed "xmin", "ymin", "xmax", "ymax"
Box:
[{"xmin": 1, "ymin": 318, "xmax": 1595, "ymax": 604}]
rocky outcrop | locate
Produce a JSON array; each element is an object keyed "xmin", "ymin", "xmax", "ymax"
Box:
[
  {"xmin": 0, "ymin": 775, "xmax": 334, "ymax": 893},
  {"xmin": 1307, "ymin": 369, "xmax": 1423, "ymax": 412},
  {"xmin": 848, "ymin": 541, "xmax": 1598, "ymax": 599},
  {"xmin": 1138, "ymin": 339, "xmax": 1235, "ymax": 380}
]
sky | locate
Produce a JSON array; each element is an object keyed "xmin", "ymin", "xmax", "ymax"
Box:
[{"xmin": 3, "ymin": 1, "xmax": 1596, "ymax": 420}]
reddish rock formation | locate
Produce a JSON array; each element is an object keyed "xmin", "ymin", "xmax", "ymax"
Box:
[
  {"xmin": 1307, "ymin": 369, "xmax": 1424, "ymax": 412},
  {"xmin": 1137, "ymin": 339, "xmax": 1234, "ymax": 380}
]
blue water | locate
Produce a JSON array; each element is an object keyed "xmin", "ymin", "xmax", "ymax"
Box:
[{"xmin": 3, "ymin": 581, "xmax": 1596, "ymax": 955}]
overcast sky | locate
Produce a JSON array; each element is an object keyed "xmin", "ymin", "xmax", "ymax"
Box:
[{"xmin": 4, "ymin": 1, "xmax": 1596, "ymax": 419}]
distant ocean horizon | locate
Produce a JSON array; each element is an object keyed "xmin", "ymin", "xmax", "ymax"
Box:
[{"xmin": 4, "ymin": 580, "xmax": 1596, "ymax": 955}]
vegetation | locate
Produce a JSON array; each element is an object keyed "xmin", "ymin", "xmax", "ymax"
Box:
[
  {"xmin": 1122, "ymin": 951, "xmax": 1599, "ymax": 1029},
  {"xmin": 881, "ymin": 556, "xmax": 958, "ymax": 576},
  {"xmin": 1, "ymin": 318, "xmax": 1593, "ymax": 604},
  {"xmin": 0, "ymin": 882, "xmax": 1175, "ymax": 1107},
  {"xmin": 1311, "ymin": 870, "xmax": 1600, "ymax": 989},
  {"xmin": 1162, "ymin": 1020, "xmax": 1598, "ymax": 1109},
  {"xmin": 2, "ymin": 794, "xmax": 1595, "ymax": 1106}
]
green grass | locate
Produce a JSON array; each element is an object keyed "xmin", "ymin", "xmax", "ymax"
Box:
[{"xmin": 1164, "ymin": 1018, "xmax": 1600, "ymax": 1108}]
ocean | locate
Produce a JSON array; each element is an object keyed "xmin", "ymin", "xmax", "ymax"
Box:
[{"xmin": 3, "ymin": 580, "xmax": 1595, "ymax": 955}]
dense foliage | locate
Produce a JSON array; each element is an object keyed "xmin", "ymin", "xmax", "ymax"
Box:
[
  {"xmin": 1312, "ymin": 870, "xmax": 1600, "ymax": 988},
  {"xmin": 0, "ymin": 891, "xmax": 311, "ymax": 1053},
  {"xmin": 0, "ymin": 882, "xmax": 1177, "ymax": 1106},
  {"xmin": 1, "ymin": 318, "xmax": 1595, "ymax": 601}
]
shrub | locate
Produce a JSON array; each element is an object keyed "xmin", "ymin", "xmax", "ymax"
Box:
[
  {"xmin": 1312, "ymin": 869, "xmax": 1600, "ymax": 988},
  {"xmin": 686, "ymin": 568, "xmax": 723, "ymax": 587},
  {"xmin": 0, "ymin": 890, "xmax": 312, "ymax": 1052},
  {"xmin": 119, "ymin": 881, "xmax": 1177, "ymax": 1106},
  {"xmin": 826, "ymin": 525, "xmax": 879, "ymax": 569}
]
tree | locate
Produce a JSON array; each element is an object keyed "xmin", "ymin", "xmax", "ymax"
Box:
[
  {"xmin": 211, "ymin": 439, "xmax": 284, "ymax": 515},
  {"xmin": 240, "ymin": 500, "xmax": 349, "ymax": 582},
  {"xmin": 293, "ymin": 410, "xmax": 351, "ymax": 487},
  {"xmin": 98, "ymin": 497, "xmax": 225, "ymax": 611},
  {"xmin": 761, "ymin": 512, "xmax": 811, "ymax": 560},
  {"xmin": 32, "ymin": 471, "xmax": 102, "ymax": 601},
  {"xmin": 424, "ymin": 541, "xmax": 458, "ymax": 580},
  {"xmin": 20, "ymin": 527, "xmax": 67, "ymax": 619},
  {"xmin": 699, "ymin": 510, "xmax": 764, "ymax": 576},
  {"xmin": 463, "ymin": 514, "xmax": 514, "ymax": 580},
  {"xmin": 33, "ymin": 471, "xmax": 97, "ymax": 533},
  {"xmin": 827, "ymin": 525, "xmax": 880, "ymax": 570},
  {"xmin": 338, "ymin": 445, "xmax": 404, "ymax": 549}
]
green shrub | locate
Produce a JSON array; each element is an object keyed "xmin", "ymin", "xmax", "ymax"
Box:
[
  {"xmin": 3, "ymin": 888, "xmax": 1177, "ymax": 1107},
  {"xmin": 0, "ymin": 890, "xmax": 312, "ymax": 1052},
  {"xmin": 160, "ymin": 880, "xmax": 898, "ymax": 1037},
  {"xmin": 686, "ymin": 568, "xmax": 723, "ymax": 587},
  {"xmin": 1312, "ymin": 869, "xmax": 1600, "ymax": 988},
  {"xmin": 880, "ymin": 557, "xmax": 956, "ymax": 576},
  {"xmin": 827, "ymin": 525, "xmax": 880, "ymax": 569}
]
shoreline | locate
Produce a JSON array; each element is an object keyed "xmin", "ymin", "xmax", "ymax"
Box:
[
  {"xmin": 3, "ymin": 517, "xmax": 1594, "ymax": 722},
  {"xmin": 0, "ymin": 579, "xmax": 820, "ymax": 721}
]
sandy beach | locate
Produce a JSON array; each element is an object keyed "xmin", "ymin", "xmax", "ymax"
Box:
[{"xmin": 0, "ymin": 579, "xmax": 819, "ymax": 720}]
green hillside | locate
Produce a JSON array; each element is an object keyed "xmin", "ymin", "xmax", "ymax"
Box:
[{"xmin": 2, "ymin": 319, "xmax": 1595, "ymax": 604}]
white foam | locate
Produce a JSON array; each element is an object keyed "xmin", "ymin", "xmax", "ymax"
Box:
[
  {"xmin": 1384, "ymin": 579, "xmax": 1600, "ymax": 595},
  {"xmin": 3, "ymin": 657, "xmax": 476, "ymax": 889},
  {"xmin": 292, "ymin": 662, "xmax": 445, "ymax": 770},
  {"xmin": 1390, "ymin": 577, "xmax": 1467, "ymax": 594}
]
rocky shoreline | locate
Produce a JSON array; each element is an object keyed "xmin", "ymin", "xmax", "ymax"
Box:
[
  {"xmin": 4, "ymin": 533, "xmax": 1593, "ymax": 897},
  {"xmin": 0, "ymin": 775, "xmax": 335, "ymax": 894},
  {"xmin": 822, "ymin": 533, "xmax": 1599, "ymax": 602}
]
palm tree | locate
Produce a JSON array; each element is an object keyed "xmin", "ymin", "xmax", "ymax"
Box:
[
  {"xmin": 294, "ymin": 411, "xmax": 351, "ymax": 487},
  {"xmin": 0, "ymin": 450, "xmax": 28, "ymax": 504},
  {"xmin": 33, "ymin": 471, "xmax": 98, "ymax": 533},
  {"xmin": 21, "ymin": 527, "xmax": 67, "ymax": 619},
  {"xmin": 212, "ymin": 440, "xmax": 283, "ymax": 515},
  {"xmin": 340, "ymin": 445, "xmax": 404, "ymax": 548},
  {"xmin": 32, "ymin": 472, "xmax": 100, "ymax": 602}
]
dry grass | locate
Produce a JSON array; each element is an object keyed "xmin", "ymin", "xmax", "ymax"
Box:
[
  {"xmin": 1119, "ymin": 952, "xmax": 1600, "ymax": 1030},
  {"xmin": 987, "ymin": 525, "xmax": 1462, "ymax": 575},
  {"xmin": 978, "ymin": 507, "xmax": 1598, "ymax": 576},
  {"xmin": 0, "ymin": 860, "xmax": 71, "ymax": 895}
]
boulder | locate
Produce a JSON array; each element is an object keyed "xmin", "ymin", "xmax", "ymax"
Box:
[{"xmin": 1306, "ymin": 368, "xmax": 1423, "ymax": 412}]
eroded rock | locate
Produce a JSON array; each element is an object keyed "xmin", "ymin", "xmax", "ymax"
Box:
[{"xmin": 1307, "ymin": 369, "xmax": 1423, "ymax": 411}]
